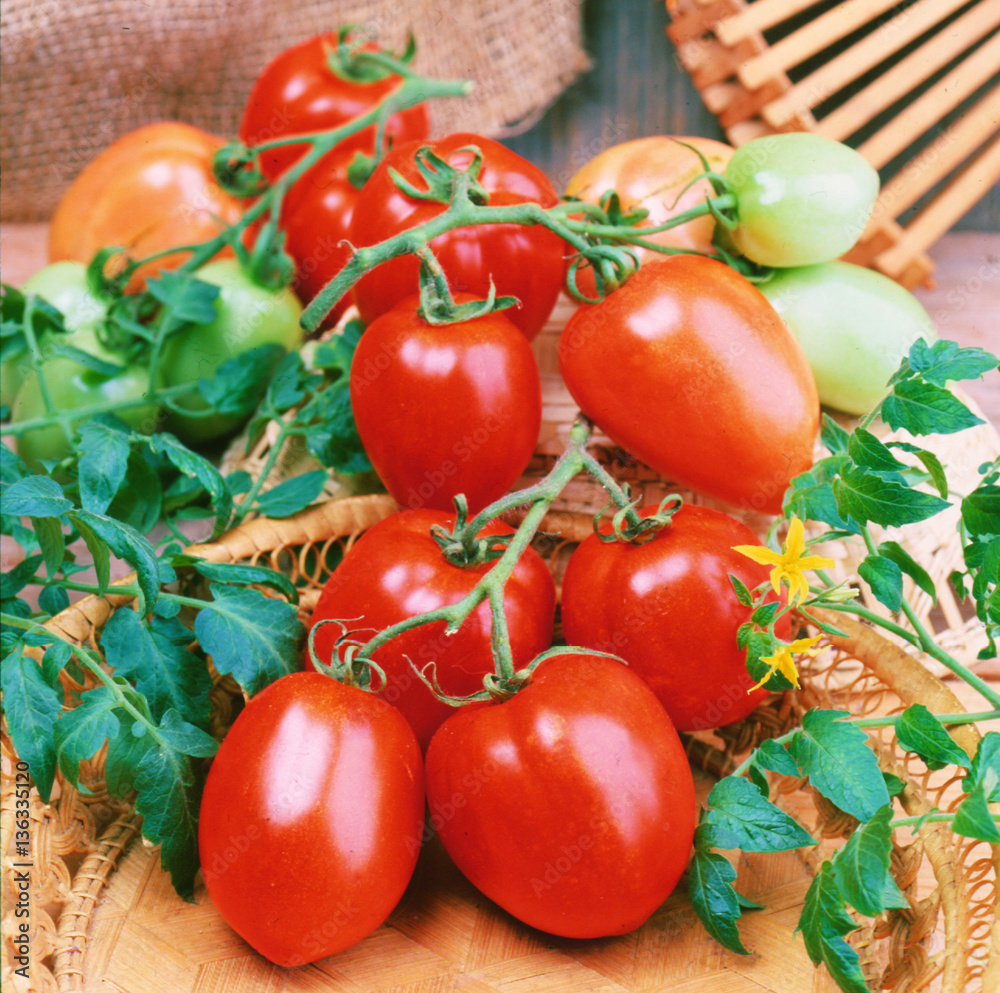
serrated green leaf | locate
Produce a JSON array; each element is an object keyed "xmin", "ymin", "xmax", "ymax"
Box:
[
  {"xmin": 889, "ymin": 442, "xmax": 949, "ymax": 499},
  {"xmin": 962, "ymin": 485, "xmax": 1000, "ymax": 539},
  {"xmin": 881, "ymin": 379, "xmax": 984, "ymax": 436},
  {"xmin": 883, "ymin": 873, "xmax": 910, "ymax": 911},
  {"xmin": 786, "ymin": 710, "xmax": 889, "ymax": 821},
  {"xmin": 133, "ymin": 740, "xmax": 204, "ymax": 900},
  {"xmin": 68, "ymin": 510, "xmax": 160, "ymax": 610},
  {"xmin": 1, "ymin": 554, "xmax": 43, "ymax": 599},
  {"xmin": 704, "ymin": 776, "xmax": 814, "ymax": 852},
  {"xmin": 0, "ymin": 445, "xmax": 27, "ymax": 484},
  {"xmin": 253, "ymin": 469, "xmax": 328, "ymax": 519},
  {"xmin": 783, "ymin": 458, "xmax": 857, "ymax": 533},
  {"xmin": 100, "ymin": 608, "xmax": 212, "ymax": 727},
  {"xmin": 38, "ymin": 583, "xmax": 70, "ymax": 618},
  {"xmin": 878, "ymin": 540, "xmax": 937, "ymax": 601},
  {"xmin": 70, "ymin": 515, "xmax": 112, "ymax": 595},
  {"xmin": 820, "ymin": 414, "xmax": 851, "ymax": 455},
  {"xmin": 883, "ymin": 772, "xmax": 907, "ymax": 797},
  {"xmin": 0, "ymin": 647, "xmax": 63, "ymax": 799},
  {"xmin": 169, "ymin": 556, "xmax": 298, "ymax": 604},
  {"xmin": 798, "ymin": 863, "xmax": 867, "ymax": 993},
  {"xmin": 904, "ymin": 338, "xmax": 998, "ymax": 386},
  {"xmin": 848, "ymin": 429, "xmax": 908, "ymax": 474},
  {"xmin": 895, "ymin": 704, "xmax": 971, "ymax": 771},
  {"xmin": 858, "ymin": 554, "xmax": 903, "ymax": 612},
  {"xmin": 193, "ymin": 584, "xmax": 302, "ymax": 697},
  {"xmin": 952, "ymin": 772, "xmax": 1000, "ymax": 842},
  {"xmin": 31, "ymin": 515, "xmax": 65, "ymax": 579},
  {"xmin": 966, "ymin": 733, "xmax": 1000, "ymax": 800},
  {"xmin": 53, "ymin": 686, "xmax": 121, "ymax": 788},
  {"xmin": 833, "ymin": 462, "xmax": 949, "ymax": 529},
  {"xmin": 833, "ymin": 805, "xmax": 895, "ymax": 918},
  {"xmin": 146, "ymin": 270, "xmax": 220, "ymax": 325},
  {"xmin": 688, "ymin": 846, "xmax": 751, "ymax": 955},
  {"xmin": 104, "ymin": 711, "xmax": 154, "ymax": 798},
  {"xmin": 195, "ymin": 344, "xmax": 287, "ymax": 417},
  {"xmin": 156, "ymin": 709, "xmax": 219, "ymax": 757},
  {"xmin": 77, "ymin": 420, "xmax": 131, "ymax": 514},
  {"xmin": 107, "ymin": 450, "xmax": 164, "ymax": 534},
  {"xmin": 261, "ymin": 350, "xmax": 312, "ymax": 413},
  {"xmin": 301, "ymin": 381, "xmax": 373, "ymax": 475},
  {"xmin": 729, "ymin": 573, "xmax": 753, "ymax": 607},
  {"xmin": 2, "ymin": 475, "xmax": 73, "ymax": 518},
  {"xmin": 41, "ymin": 640, "xmax": 72, "ymax": 684},
  {"xmin": 754, "ymin": 737, "xmax": 802, "ymax": 778}
]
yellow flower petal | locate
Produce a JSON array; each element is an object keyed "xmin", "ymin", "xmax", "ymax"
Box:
[
  {"xmin": 784, "ymin": 517, "xmax": 806, "ymax": 559},
  {"xmin": 732, "ymin": 544, "xmax": 781, "ymax": 567},
  {"xmin": 798, "ymin": 553, "xmax": 836, "ymax": 572}
]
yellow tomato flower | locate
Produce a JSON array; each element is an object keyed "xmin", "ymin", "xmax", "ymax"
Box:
[
  {"xmin": 749, "ymin": 634, "xmax": 823, "ymax": 691},
  {"xmin": 733, "ymin": 517, "xmax": 835, "ymax": 604}
]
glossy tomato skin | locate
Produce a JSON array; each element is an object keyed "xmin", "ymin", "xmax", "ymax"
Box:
[
  {"xmin": 558, "ymin": 255, "xmax": 819, "ymax": 515},
  {"xmin": 199, "ymin": 672, "xmax": 424, "ymax": 966},
  {"xmin": 560, "ymin": 504, "xmax": 787, "ymax": 731},
  {"xmin": 425, "ymin": 652, "xmax": 697, "ymax": 938},
  {"xmin": 348, "ymin": 134, "xmax": 566, "ymax": 340},
  {"xmin": 307, "ymin": 509, "xmax": 556, "ymax": 751},
  {"xmin": 48, "ymin": 123, "xmax": 243, "ymax": 289},
  {"xmin": 350, "ymin": 299, "xmax": 542, "ymax": 513},
  {"xmin": 564, "ymin": 136, "xmax": 734, "ymax": 297},
  {"xmin": 239, "ymin": 34, "xmax": 430, "ymax": 182}
]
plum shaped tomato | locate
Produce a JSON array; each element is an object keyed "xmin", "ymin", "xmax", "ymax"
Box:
[
  {"xmin": 560, "ymin": 503, "xmax": 790, "ymax": 731},
  {"xmin": 564, "ymin": 135, "xmax": 734, "ymax": 297},
  {"xmin": 238, "ymin": 33, "xmax": 430, "ymax": 182},
  {"xmin": 350, "ymin": 298, "xmax": 542, "ymax": 513},
  {"xmin": 758, "ymin": 260, "xmax": 936, "ymax": 416},
  {"xmin": 724, "ymin": 132, "xmax": 879, "ymax": 268},
  {"xmin": 347, "ymin": 133, "xmax": 566, "ymax": 340},
  {"xmin": 199, "ymin": 671, "xmax": 424, "ymax": 966},
  {"xmin": 558, "ymin": 255, "xmax": 820, "ymax": 515},
  {"xmin": 48, "ymin": 122, "xmax": 243, "ymax": 290},
  {"xmin": 307, "ymin": 508, "xmax": 557, "ymax": 751},
  {"xmin": 424, "ymin": 652, "xmax": 697, "ymax": 938}
]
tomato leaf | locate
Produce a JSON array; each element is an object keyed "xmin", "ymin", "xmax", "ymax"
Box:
[
  {"xmin": 786, "ymin": 710, "xmax": 889, "ymax": 822},
  {"xmin": 753, "ymin": 737, "xmax": 802, "ymax": 778},
  {"xmin": 107, "ymin": 450, "xmax": 164, "ymax": 534},
  {"xmin": 68, "ymin": 510, "xmax": 160, "ymax": 611},
  {"xmin": 966, "ymin": 733, "xmax": 1000, "ymax": 800},
  {"xmin": 196, "ymin": 343, "xmax": 287, "ymax": 417},
  {"xmin": 820, "ymin": 414, "xmax": 851, "ymax": 455},
  {"xmin": 104, "ymin": 711, "xmax": 154, "ymax": 799},
  {"xmin": 857, "ymin": 553, "xmax": 903, "ymax": 612},
  {"xmin": 895, "ymin": 338, "xmax": 998, "ymax": 387},
  {"xmin": 168, "ymin": 556, "xmax": 299, "ymax": 604},
  {"xmin": 100, "ymin": 609, "xmax": 212, "ymax": 728},
  {"xmin": 53, "ymin": 685, "xmax": 121, "ymax": 789},
  {"xmin": 880, "ymin": 379, "xmax": 984, "ymax": 437},
  {"xmin": 1, "ymin": 554, "xmax": 43, "ymax": 600},
  {"xmin": 887, "ymin": 441, "xmax": 949, "ymax": 499},
  {"xmin": 832, "ymin": 805, "xmax": 896, "ymax": 918},
  {"xmin": 32, "ymin": 515, "xmax": 66, "ymax": 580},
  {"xmin": 832, "ymin": 462, "xmax": 949, "ymax": 529},
  {"xmin": 728, "ymin": 573, "xmax": 753, "ymax": 607},
  {"xmin": 193, "ymin": 584, "xmax": 302, "ymax": 697},
  {"xmin": 253, "ymin": 470, "xmax": 328, "ymax": 519},
  {"xmin": 77, "ymin": 420, "xmax": 131, "ymax": 514},
  {"xmin": 797, "ymin": 863, "xmax": 867, "ymax": 993},
  {"xmin": 300, "ymin": 383, "xmax": 373, "ymax": 475},
  {"xmin": 784, "ymin": 460, "xmax": 857, "ymax": 534},
  {"xmin": 962, "ymin": 484, "xmax": 1000, "ymax": 539},
  {"xmin": 952, "ymin": 772, "xmax": 1000, "ymax": 842},
  {"xmin": 703, "ymin": 776, "xmax": 814, "ymax": 852},
  {"xmin": 687, "ymin": 843, "xmax": 751, "ymax": 955},
  {"xmin": 38, "ymin": 583, "xmax": 70, "ymax": 618},
  {"xmin": 132, "ymin": 732, "xmax": 205, "ymax": 901},
  {"xmin": 2, "ymin": 475, "xmax": 73, "ymax": 519},
  {"xmin": 847, "ymin": 429, "xmax": 908, "ymax": 474},
  {"xmin": 877, "ymin": 540, "xmax": 936, "ymax": 602},
  {"xmin": 894, "ymin": 704, "xmax": 971, "ymax": 771},
  {"xmin": 156, "ymin": 708, "xmax": 219, "ymax": 757},
  {"xmin": 0, "ymin": 647, "xmax": 63, "ymax": 800},
  {"xmin": 146, "ymin": 270, "xmax": 220, "ymax": 326}
]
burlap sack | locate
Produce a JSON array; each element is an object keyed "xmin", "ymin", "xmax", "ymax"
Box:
[{"xmin": 0, "ymin": 0, "xmax": 589, "ymax": 222}]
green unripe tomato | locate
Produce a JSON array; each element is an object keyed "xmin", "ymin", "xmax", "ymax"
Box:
[
  {"xmin": 1, "ymin": 261, "xmax": 109, "ymax": 407},
  {"xmin": 758, "ymin": 261, "xmax": 936, "ymax": 416},
  {"xmin": 725, "ymin": 133, "xmax": 879, "ymax": 267},
  {"xmin": 11, "ymin": 333, "xmax": 160, "ymax": 470},
  {"xmin": 161, "ymin": 259, "xmax": 304, "ymax": 443}
]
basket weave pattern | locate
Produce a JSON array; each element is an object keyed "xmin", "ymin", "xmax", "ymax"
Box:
[{"xmin": 2, "ymin": 489, "xmax": 997, "ymax": 992}]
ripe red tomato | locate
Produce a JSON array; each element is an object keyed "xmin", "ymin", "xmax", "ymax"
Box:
[
  {"xmin": 559, "ymin": 255, "xmax": 819, "ymax": 515},
  {"xmin": 424, "ymin": 652, "xmax": 697, "ymax": 938},
  {"xmin": 560, "ymin": 504, "xmax": 788, "ymax": 731},
  {"xmin": 277, "ymin": 153, "xmax": 359, "ymax": 326},
  {"xmin": 564, "ymin": 135, "xmax": 735, "ymax": 297},
  {"xmin": 48, "ymin": 122, "xmax": 243, "ymax": 290},
  {"xmin": 308, "ymin": 509, "xmax": 557, "ymax": 751},
  {"xmin": 239, "ymin": 34, "xmax": 430, "ymax": 182},
  {"xmin": 347, "ymin": 133, "xmax": 567, "ymax": 340},
  {"xmin": 350, "ymin": 298, "xmax": 542, "ymax": 513},
  {"xmin": 198, "ymin": 671, "xmax": 424, "ymax": 966}
]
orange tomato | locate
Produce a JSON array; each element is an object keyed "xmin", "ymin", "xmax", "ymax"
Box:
[
  {"xmin": 48, "ymin": 122, "xmax": 244, "ymax": 288},
  {"xmin": 564, "ymin": 135, "xmax": 734, "ymax": 296}
]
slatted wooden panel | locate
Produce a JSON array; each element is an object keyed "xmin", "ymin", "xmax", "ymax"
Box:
[{"xmin": 666, "ymin": 0, "xmax": 1000, "ymax": 288}]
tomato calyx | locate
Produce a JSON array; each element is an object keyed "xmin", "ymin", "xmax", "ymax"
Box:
[
  {"xmin": 388, "ymin": 145, "xmax": 491, "ymax": 206},
  {"xmin": 429, "ymin": 496, "xmax": 513, "ymax": 567},
  {"xmin": 593, "ymin": 490, "xmax": 684, "ymax": 545},
  {"xmin": 416, "ymin": 257, "xmax": 519, "ymax": 326},
  {"xmin": 325, "ymin": 25, "xmax": 418, "ymax": 85},
  {"xmin": 306, "ymin": 616, "xmax": 389, "ymax": 692}
]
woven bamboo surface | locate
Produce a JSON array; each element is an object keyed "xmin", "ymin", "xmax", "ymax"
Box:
[{"xmin": 665, "ymin": 0, "xmax": 1000, "ymax": 289}]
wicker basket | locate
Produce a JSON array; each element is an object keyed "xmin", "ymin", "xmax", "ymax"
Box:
[
  {"xmin": 1, "ymin": 486, "xmax": 997, "ymax": 993},
  {"xmin": 665, "ymin": 0, "xmax": 1000, "ymax": 290}
]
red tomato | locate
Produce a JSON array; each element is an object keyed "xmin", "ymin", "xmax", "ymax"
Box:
[
  {"xmin": 564, "ymin": 135, "xmax": 735, "ymax": 297},
  {"xmin": 198, "ymin": 672, "xmax": 424, "ymax": 966},
  {"xmin": 239, "ymin": 34, "xmax": 430, "ymax": 182},
  {"xmin": 350, "ymin": 298, "xmax": 542, "ymax": 513},
  {"xmin": 424, "ymin": 652, "xmax": 697, "ymax": 938},
  {"xmin": 560, "ymin": 504, "xmax": 788, "ymax": 731},
  {"xmin": 558, "ymin": 256, "xmax": 819, "ymax": 515},
  {"xmin": 347, "ymin": 133, "xmax": 567, "ymax": 340},
  {"xmin": 48, "ymin": 122, "xmax": 243, "ymax": 289},
  {"xmin": 308, "ymin": 509, "xmax": 557, "ymax": 751},
  {"xmin": 278, "ymin": 153, "xmax": 359, "ymax": 326}
]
